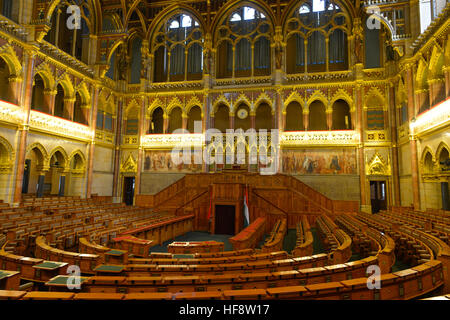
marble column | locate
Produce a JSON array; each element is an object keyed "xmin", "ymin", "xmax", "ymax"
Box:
[
  {"xmin": 13, "ymin": 51, "xmax": 35, "ymax": 205},
  {"xmin": 388, "ymin": 82, "xmax": 400, "ymax": 206},
  {"xmin": 406, "ymin": 64, "xmax": 421, "ymax": 210},
  {"xmin": 86, "ymin": 85, "xmax": 100, "ymax": 198},
  {"xmin": 112, "ymin": 97, "xmax": 123, "ymax": 199}
]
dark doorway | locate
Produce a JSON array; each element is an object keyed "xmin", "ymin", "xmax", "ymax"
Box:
[
  {"xmin": 215, "ymin": 205, "xmax": 235, "ymax": 235},
  {"xmin": 22, "ymin": 159, "xmax": 31, "ymax": 194},
  {"xmin": 123, "ymin": 177, "xmax": 135, "ymax": 206},
  {"xmin": 370, "ymin": 181, "xmax": 387, "ymax": 213}
]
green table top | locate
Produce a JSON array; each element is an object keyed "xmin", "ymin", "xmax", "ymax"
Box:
[
  {"xmin": 0, "ymin": 270, "xmax": 19, "ymax": 280},
  {"xmin": 94, "ymin": 265, "xmax": 124, "ymax": 273},
  {"xmin": 172, "ymin": 254, "xmax": 195, "ymax": 260},
  {"xmin": 33, "ymin": 261, "xmax": 67, "ymax": 270},
  {"xmin": 105, "ymin": 250, "xmax": 126, "ymax": 256},
  {"xmin": 45, "ymin": 275, "xmax": 89, "ymax": 286}
]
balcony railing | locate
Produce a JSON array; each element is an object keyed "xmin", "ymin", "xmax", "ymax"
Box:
[
  {"xmin": 281, "ymin": 130, "xmax": 360, "ymax": 146},
  {"xmin": 0, "ymin": 100, "xmax": 24, "ymax": 124},
  {"xmin": 141, "ymin": 133, "xmax": 204, "ymax": 149},
  {"xmin": 29, "ymin": 110, "xmax": 93, "ymax": 141}
]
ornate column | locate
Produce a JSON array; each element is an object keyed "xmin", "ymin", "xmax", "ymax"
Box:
[
  {"xmin": 44, "ymin": 89, "xmax": 56, "ymax": 115},
  {"xmin": 303, "ymin": 105, "xmax": 309, "ymax": 131},
  {"xmin": 182, "ymin": 113, "xmax": 188, "ymax": 131},
  {"xmin": 229, "ymin": 112, "xmax": 235, "ymax": 130},
  {"xmin": 406, "ymin": 63, "xmax": 421, "ymax": 209},
  {"xmin": 135, "ymin": 96, "xmax": 148, "ymax": 199},
  {"xmin": 163, "ymin": 113, "xmax": 169, "ymax": 134},
  {"xmin": 356, "ymin": 81, "xmax": 368, "ymax": 211},
  {"xmin": 13, "ymin": 50, "xmax": 35, "ymax": 205},
  {"xmin": 444, "ymin": 66, "xmax": 450, "ymax": 98},
  {"xmin": 326, "ymin": 107, "xmax": 333, "ymax": 130},
  {"xmin": 64, "ymin": 97, "xmax": 75, "ymax": 121},
  {"xmin": 388, "ymin": 81, "xmax": 400, "ymax": 206},
  {"xmin": 8, "ymin": 75, "xmax": 22, "ymax": 106},
  {"xmin": 250, "ymin": 111, "xmax": 255, "ymax": 129},
  {"xmin": 112, "ymin": 97, "xmax": 124, "ymax": 199},
  {"xmin": 86, "ymin": 85, "xmax": 100, "ymax": 198}
]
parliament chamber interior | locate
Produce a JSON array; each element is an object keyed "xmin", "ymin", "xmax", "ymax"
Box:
[{"xmin": 0, "ymin": 0, "xmax": 448, "ymax": 304}]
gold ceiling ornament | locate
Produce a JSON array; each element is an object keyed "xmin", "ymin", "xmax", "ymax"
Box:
[
  {"xmin": 366, "ymin": 151, "xmax": 391, "ymax": 176},
  {"xmin": 120, "ymin": 153, "xmax": 138, "ymax": 173}
]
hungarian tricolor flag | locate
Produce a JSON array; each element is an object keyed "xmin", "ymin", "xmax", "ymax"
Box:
[{"xmin": 243, "ymin": 185, "xmax": 250, "ymax": 227}]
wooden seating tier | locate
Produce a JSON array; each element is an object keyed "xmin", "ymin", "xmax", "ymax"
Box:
[
  {"xmin": 229, "ymin": 217, "xmax": 266, "ymax": 251},
  {"xmin": 167, "ymin": 241, "xmax": 224, "ymax": 254},
  {"xmin": 292, "ymin": 215, "xmax": 313, "ymax": 257},
  {"xmin": 0, "ymin": 259, "xmax": 443, "ymax": 300}
]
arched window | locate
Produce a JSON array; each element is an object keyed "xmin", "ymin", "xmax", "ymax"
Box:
[
  {"xmin": 150, "ymin": 107, "xmax": 164, "ymax": 134},
  {"xmin": 255, "ymin": 103, "xmax": 273, "ymax": 131},
  {"xmin": 0, "ymin": 0, "xmax": 18, "ymax": 21},
  {"xmin": 286, "ymin": 0, "xmax": 348, "ymax": 74},
  {"xmin": 285, "ymin": 101, "xmax": 304, "ymax": 131},
  {"xmin": 308, "ymin": 100, "xmax": 327, "ymax": 130},
  {"xmin": 423, "ymin": 152, "xmax": 434, "ymax": 174},
  {"xmin": 332, "ymin": 100, "xmax": 351, "ymax": 130},
  {"xmin": 44, "ymin": 1, "xmax": 92, "ymax": 64},
  {"xmin": 216, "ymin": 6, "xmax": 271, "ymax": 78},
  {"xmin": 54, "ymin": 84, "xmax": 65, "ymax": 118},
  {"xmin": 129, "ymin": 37, "xmax": 142, "ymax": 84},
  {"xmin": 168, "ymin": 107, "xmax": 183, "ymax": 133},
  {"xmin": 187, "ymin": 106, "xmax": 202, "ymax": 133},
  {"xmin": 153, "ymin": 13, "xmax": 203, "ymax": 82},
  {"xmin": 0, "ymin": 57, "xmax": 12, "ymax": 103},
  {"xmin": 31, "ymin": 74, "xmax": 47, "ymax": 112},
  {"xmin": 438, "ymin": 147, "xmax": 449, "ymax": 172},
  {"xmin": 214, "ymin": 104, "xmax": 230, "ymax": 133},
  {"xmin": 73, "ymin": 92, "xmax": 87, "ymax": 125}
]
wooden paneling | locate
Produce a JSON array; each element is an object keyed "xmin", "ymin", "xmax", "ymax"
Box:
[{"xmin": 136, "ymin": 172, "xmax": 357, "ymax": 235}]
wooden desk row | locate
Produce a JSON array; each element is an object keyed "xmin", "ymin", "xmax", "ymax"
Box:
[
  {"xmin": 292, "ymin": 216, "xmax": 313, "ymax": 257},
  {"xmin": 144, "ymin": 248, "xmax": 255, "ymax": 260},
  {"xmin": 129, "ymin": 250, "xmax": 288, "ymax": 265},
  {"xmin": 262, "ymin": 219, "xmax": 287, "ymax": 253},
  {"xmin": 35, "ymin": 260, "xmax": 444, "ymax": 300},
  {"xmin": 35, "ymin": 236, "xmax": 100, "ymax": 273},
  {"xmin": 229, "ymin": 217, "xmax": 266, "ymax": 251},
  {"xmin": 120, "ymin": 215, "xmax": 195, "ymax": 245},
  {"xmin": 168, "ymin": 241, "xmax": 224, "ymax": 254}
]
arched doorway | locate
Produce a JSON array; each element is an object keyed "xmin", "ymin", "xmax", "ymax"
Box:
[
  {"xmin": 285, "ymin": 101, "xmax": 304, "ymax": 131},
  {"xmin": 45, "ymin": 151, "xmax": 67, "ymax": 196}
]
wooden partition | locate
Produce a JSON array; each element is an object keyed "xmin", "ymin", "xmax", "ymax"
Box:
[
  {"xmin": 229, "ymin": 217, "xmax": 266, "ymax": 251},
  {"xmin": 136, "ymin": 173, "xmax": 354, "ymax": 232}
]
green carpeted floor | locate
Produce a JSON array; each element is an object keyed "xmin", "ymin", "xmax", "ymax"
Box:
[
  {"xmin": 282, "ymin": 229, "xmax": 297, "ymax": 253},
  {"xmin": 310, "ymin": 227, "xmax": 325, "ymax": 254}
]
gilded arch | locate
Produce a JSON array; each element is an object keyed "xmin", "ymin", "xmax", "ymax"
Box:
[
  {"xmin": 0, "ymin": 45, "xmax": 22, "ymax": 79},
  {"xmin": 69, "ymin": 149, "xmax": 87, "ymax": 175},
  {"xmin": 0, "ymin": 136, "xmax": 15, "ymax": 173},
  {"xmin": 48, "ymin": 146, "xmax": 70, "ymax": 171},
  {"xmin": 26, "ymin": 143, "xmax": 49, "ymax": 171}
]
